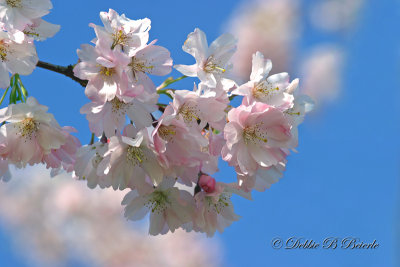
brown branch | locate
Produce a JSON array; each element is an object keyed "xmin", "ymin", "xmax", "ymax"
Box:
[{"xmin": 36, "ymin": 60, "xmax": 88, "ymax": 87}]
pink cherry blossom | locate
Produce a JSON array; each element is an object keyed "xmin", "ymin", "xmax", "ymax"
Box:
[
  {"xmin": 23, "ymin": 18, "xmax": 60, "ymax": 41},
  {"xmin": 221, "ymin": 102, "xmax": 293, "ymax": 176},
  {"xmin": 73, "ymin": 141, "xmax": 111, "ymax": 189},
  {"xmin": 97, "ymin": 125, "xmax": 164, "ymax": 192},
  {"xmin": 43, "ymin": 126, "xmax": 81, "ymax": 175},
  {"xmin": 80, "ymin": 93, "xmax": 157, "ymax": 137},
  {"xmin": 193, "ymin": 182, "xmax": 242, "ymax": 237},
  {"xmin": 175, "ymin": 28, "xmax": 237, "ymax": 88},
  {"xmin": 74, "ymin": 42, "xmax": 133, "ymax": 102},
  {"xmin": 232, "ymin": 51, "xmax": 295, "ymax": 110},
  {"xmin": 126, "ymin": 41, "xmax": 173, "ymax": 93},
  {"xmin": 122, "ymin": 177, "xmax": 195, "ymax": 235},
  {"xmin": 91, "ymin": 8, "xmax": 151, "ymax": 54},
  {"xmin": 0, "ymin": 0, "xmax": 53, "ymax": 31},
  {"xmin": 0, "ymin": 30, "xmax": 38, "ymax": 88},
  {"xmin": 152, "ymin": 105, "xmax": 208, "ymax": 185},
  {"xmin": 0, "ymin": 97, "xmax": 70, "ymax": 166},
  {"xmin": 170, "ymin": 87, "xmax": 228, "ymax": 131}
]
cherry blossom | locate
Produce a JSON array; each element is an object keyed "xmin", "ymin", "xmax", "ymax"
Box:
[
  {"xmin": 175, "ymin": 28, "xmax": 237, "ymax": 88},
  {"xmin": 80, "ymin": 94, "xmax": 156, "ymax": 137},
  {"xmin": 193, "ymin": 182, "xmax": 241, "ymax": 237},
  {"xmin": 222, "ymin": 102, "xmax": 293, "ymax": 176},
  {"xmin": 97, "ymin": 125, "xmax": 164, "ymax": 192},
  {"xmin": 0, "ymin": 97, "xmax": 69, "ymax": 165},
  {"xmin": 152, "ymin": 105, "xmax": 208, "ymax": 185},
  {"xmin": 0, "ymin": 5, "xmax": 314, "ymax": 237},
  {"xmin": 73, "ymin": 141, "xmax": 110, "ymax": 189},
  {"xmin": 0, "ymin": 0, "xmax": 53, "ymax": 31},
  {"xmin": 74, "ymin": 42, "xmax": 133, "ymax": 102},
  {"xmin": 170, "ymin": 87, "xmax": 228, "ymax": 131},
  {"xmin": 232, "ymin": 51, "xmax": 295, "ymax": 109},
  {"xmin": 0, "ymin": 30, "xmax": 38, "ymax": 88},
  {"xmin": 43, "ymin": 126, "xmax": 81, "ymax": 175},
  {"xmin": 91, "ymin": 8, "xmax": 151, "ymax": 54},
  {"xmin": 22, "ymin": 18, "xmax": 60, "ymax": 41},
  {"xmin": 122, "ymin": 177, "xmax": 195, "ymax": 235},
  {"xmin": 126, "ymin": 41, "xmax": 173, "ymax": 93}
]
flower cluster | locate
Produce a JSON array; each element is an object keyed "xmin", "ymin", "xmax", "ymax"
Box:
[
  {"xmin": 0, "ymin": 6, "xmax": 313, "ymax": 237},
  {"xmin": 0, "ymin": 0, "xmax": 59, "ymax": 88},
  {"xmin": 70, "ymin": 10, "xmax": 312, "ymax": 237},
  {"xmin": 0, "ymin": 2, "xmax": 79, "ymax": 178},
  {"xmin": 0, "ymin": 97, "xmax": 81, "ymax": 175},
  {"xmin": 75, "ymin": 9, "xmax": 172, "ymax": 138}
]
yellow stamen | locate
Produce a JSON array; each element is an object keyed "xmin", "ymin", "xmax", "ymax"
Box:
[
  {"xmin": 158, "ymin": 125, "xmax": 176, "ymax": 141},
  {"xmin": 252, "ymin": 80, "xmax": 280, "ymax": 100},
  {"xmin": 243, "ymin": 123, "xmax": 268, "ymax": 145},
  {"xmin": 126, "ymin": 146, "xmax": 145, "ymax": 165},
  {"xmin": 16, "ymin": 118, "xmax": 39, "ymax": 139},
  {"xmin": 6, "ymin": 0, "xmax": 22, "ymax": 8},
  {"xmin": 100, "ymin": 67, "xmax": 115, "ymax": 77}
]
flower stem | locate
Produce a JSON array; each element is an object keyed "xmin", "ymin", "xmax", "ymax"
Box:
[
  {"xmin": 157, "ymin": 89, "xmax": 174, "ymax": 99},
  {"xmin": 0, "ymin": 86, "xmax": 10, "ymax": 106},
  {"xmin": 157, "ymin": 75, "xmax": 187, "ymax": 90},
  {"xmin": 89, "ymin": 133, "xmax": 95, "ymax": 145}
]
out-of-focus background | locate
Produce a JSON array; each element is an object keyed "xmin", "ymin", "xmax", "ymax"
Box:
[{"xmin": 0, "ymin": 0, "xmax": 399, "ymax": 266}]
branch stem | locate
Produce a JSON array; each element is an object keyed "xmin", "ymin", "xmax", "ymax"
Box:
[{"xmin": 36, "ymin": 60, "xmax": 88, "ymax": 87}]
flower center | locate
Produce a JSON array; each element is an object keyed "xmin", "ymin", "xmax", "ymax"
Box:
[
  {"xmin": 243, "ymin": 123, "xmax": 268, "ymax": 145},
  {"xmin": 110, "ymin": 97, "xmax": 131, "ymax": 115},
  {"xmin": 178, "ymin": 103, "xmax": 201, "ymax": 125},
  {"xmin": 6, "ymin": 0, "xmax": 22, "ymax": 8},
  {"xmin": 158, "ymin": 125, "xmax": 176, "ymax": 141},
  {"xmin": 126, "ymin": 146, "xmax": 145, "ymax": 166},
  {"xmin": 111, "ymin": 29, "xmax": 129, "ymax": 49},
  {"xmin": 17, "ymin": 118, "xmax": 39, "ymax": 139},
  {"xmin": 145, "ymin": 191, "xmax": 170, "ymax": 214},
  {"xmin": 129, "ymin": 57, "xmax": 154, "ymax": 80},
  {"xmin": 206, "ymin": 193, "xmax": 230, "ymax": 214},
  {"xmin": 0, "ymin": 41, "xmax": 9, "ymax": 62},
  {"xmin": 203, "ymin": 56, "xmax": 226, "ymax": 74},
  {"xmin": 252, "ymin": 81, "xmax": 280, "ymax": 100},
  {"xmin": 100, "ymin": 67, "xmax": 115, "ymax": 77}
]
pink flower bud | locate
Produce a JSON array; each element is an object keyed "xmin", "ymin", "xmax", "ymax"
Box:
[{"xmin": 199, "ymin": 175, "xmax": 216, "ymax": 193}]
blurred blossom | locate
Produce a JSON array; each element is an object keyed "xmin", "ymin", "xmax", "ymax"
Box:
[
  {"xmin": 225, "ymin": 0, "xmax": 300, "ymax": 82},
  {"xmin": 310, "ymin": 0, "xmax": 365, "ymax": 33},
  {"xmin": 300, "ymin": 45, "xmax": 344, "ymax": 107},
  {"xmin": 0, "ymin": 165, "xmax": 222, "ymax": 267}
]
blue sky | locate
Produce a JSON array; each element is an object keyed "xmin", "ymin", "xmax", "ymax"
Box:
[{"xmin": 0, "ymin": 0, "xmax": 399, "ymax": 266}]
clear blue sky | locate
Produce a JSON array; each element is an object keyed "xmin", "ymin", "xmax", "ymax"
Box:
[{"xmin": 0, "ymin": 0, "xmax": 399, "ymax": 266}]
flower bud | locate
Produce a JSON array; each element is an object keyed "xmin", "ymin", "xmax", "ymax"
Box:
[{"xmin": 199, "ymin": 175, "xmax": 216, "ymax": 193}]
